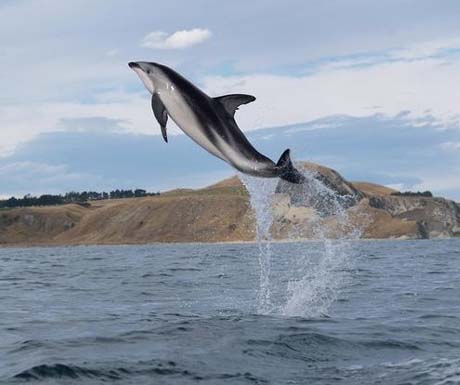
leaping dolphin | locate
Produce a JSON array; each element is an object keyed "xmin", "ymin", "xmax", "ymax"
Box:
[{"xmin": 128, "ymin": 61, "xmax": 305, "ymax": 184}]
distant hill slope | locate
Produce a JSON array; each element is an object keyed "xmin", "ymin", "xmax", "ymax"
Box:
[
  {"xmin": 1, "ymin": 163, "xmax": 459, "ymax": 246},
  {"xmin": 350, "ymin": 182, "xmax": 397, "ymax": 196}
]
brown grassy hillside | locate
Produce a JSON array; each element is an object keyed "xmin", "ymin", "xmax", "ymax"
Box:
[{"xmin": 0, "ymin": 180, "xmax": 253, "ymax": 246}]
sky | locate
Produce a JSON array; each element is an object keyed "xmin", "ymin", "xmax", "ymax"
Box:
[{"xmin": 1, "ymin": 0, "xmax": 460, "ymax": 200}]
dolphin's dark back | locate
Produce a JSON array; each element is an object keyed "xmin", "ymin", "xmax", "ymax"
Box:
[{"xmin": 159, "ymin": 64, "xmax": 275, "ymax": 166}]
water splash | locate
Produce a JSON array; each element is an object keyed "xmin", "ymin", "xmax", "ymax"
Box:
[
  {"xmin": 241, "ymin": 169, "xmax": 363, "ymax": 318},
  {"xmin": 240, "ymin": 175, "xmax": 278, "ymax": 313}
]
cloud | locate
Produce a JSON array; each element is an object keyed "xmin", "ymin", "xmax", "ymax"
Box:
[
  {"xmin": 0, "ymin": 94, "xmax": 179, "ymax": 157},
  {"xmin": 440, "ymin": 141, "xmax": 460, "ymax": 151},
  {"xmin": 203, "ymin": 42, "xmax": 460, "ymax": 130},
  {"xmin": 57, "ymin": 117, "xmax": 127, "ymax": 133},
  {"xmin": 3, "ymin": 37, "xmax": 460, "ymax": 160},
  {"xmin": 389, "ymin": 37, "xmax": 460, "ymax": 60},
  {"xmin": 1, "ymin": 115, "xmax": 459, "ymax": 200},
  {"xmin": 105, "ymin": 48, "xmax": 119, "ymax": 57},
  {"xmin": 0, "ymin": 129, "xmax": 229, "ymax": 197},
  {"xmin": 411, "ymin": 175, "xmax": 460, "ymax": 197},
  {"xmin": 385, "ymin": 183, "xmax": 406, "ymax": 191},
  {"xmin": 0, "ymin": 161, "xmax": 104, "ymax": 196},
  {"xmin": 141, "ymin": 28, "xmax": 211, "ymax": 49}
]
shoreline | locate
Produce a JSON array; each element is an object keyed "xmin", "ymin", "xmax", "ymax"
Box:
[{"xmin": 1, "ymin": 236, "xmax": 458, "ymax": 250}]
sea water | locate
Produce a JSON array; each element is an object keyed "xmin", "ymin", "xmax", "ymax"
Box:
[{"xmin": 1, "ymin": 242, "xmax": 460, "ymax": 384}]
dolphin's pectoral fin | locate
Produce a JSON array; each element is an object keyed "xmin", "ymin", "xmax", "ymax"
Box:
[
  {"xmin": 151, "ymin": 93, "xmax": 168, "ymax": 143},
  {"xmin": 160, "ymin": 125, "xmax": 168, "ymax": 143},
  {"xmin": 214, "ymin": 94, "xmax": 256, "ymax": 117}
]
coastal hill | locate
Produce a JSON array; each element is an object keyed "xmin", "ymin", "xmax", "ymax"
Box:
[{"xmin": 1, "ymin": 163, "xmax": 459, "ymax": 246}]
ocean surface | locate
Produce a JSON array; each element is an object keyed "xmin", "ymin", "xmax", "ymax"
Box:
[{"xmin": 1, "ymin": 240, "xmax": 460, "ymax": 384}]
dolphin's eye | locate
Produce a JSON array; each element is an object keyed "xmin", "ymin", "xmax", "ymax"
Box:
[{"xmin": 147, "ymin": 70, "xmax": 151, "ymax": 74}]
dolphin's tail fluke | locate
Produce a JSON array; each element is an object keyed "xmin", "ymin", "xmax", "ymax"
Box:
[{"xmin": 276, "ymin": 149, "xmax": 306, "ymax": 184}]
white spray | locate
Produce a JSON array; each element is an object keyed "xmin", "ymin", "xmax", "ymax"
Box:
[{"xmin": 241, "ymin": 168, "xmax": 363, "ymax": 318}]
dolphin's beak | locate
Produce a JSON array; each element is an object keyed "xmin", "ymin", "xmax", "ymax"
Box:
[
  {"xmin": 128, "ymin": 61, "xmax": 155, "ymax": 94},
  {"xmin": 128, "ymin": 62, "xmax": 141, "ymax": 70}
]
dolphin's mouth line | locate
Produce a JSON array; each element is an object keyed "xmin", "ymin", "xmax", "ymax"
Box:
[
  {"xmin": 129, "ymin": 62, "xmax": 154, "ymax": 94},
  {"xmin": 128, "ymin": 62, "xmax": 141, "ymax": 70}
]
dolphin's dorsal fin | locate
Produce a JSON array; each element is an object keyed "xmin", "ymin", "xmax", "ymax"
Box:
[
  {"xmin": 151, "ymin": 93, "xmax": 168, "ymax": 143},
  {"xmin": 214, "ymin": 94, "xmax": 256, "ymax": 117}
]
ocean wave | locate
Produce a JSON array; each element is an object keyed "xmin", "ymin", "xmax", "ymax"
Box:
[
  {"xmin": 13, "ymin": 363, "xmax": 122, "ymax": 381},
  {"xmin": 12, "ymin": 362, "xmax": 269, "ymax": 384}
]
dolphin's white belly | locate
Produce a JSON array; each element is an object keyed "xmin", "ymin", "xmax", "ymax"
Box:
[
  {"xmin": 159, "ymin": 89, "xmax": 274, "ymax": 175},
  {"xmin": 159, "ymin": 90, "xmax": 226, "ymax": 161},
  {"xmin": 218, "ymin": 144, "xmax": 269, "ymax": 173}
]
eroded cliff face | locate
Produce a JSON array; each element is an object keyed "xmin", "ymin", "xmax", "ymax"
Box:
[
  {"xmin": 367, "ymin": 195, "xmax": 460, "ymax": 238},
  {"xmin": 0, "ymin": 163, "xmax": 458, "ymax": 246},
  {"xmin": 0, "ymin": 205, "xmax": 84, "ymax": 245},
  {"xmin": 271, "ymin": 162, "xmax": 460, "ymax": 240}
]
